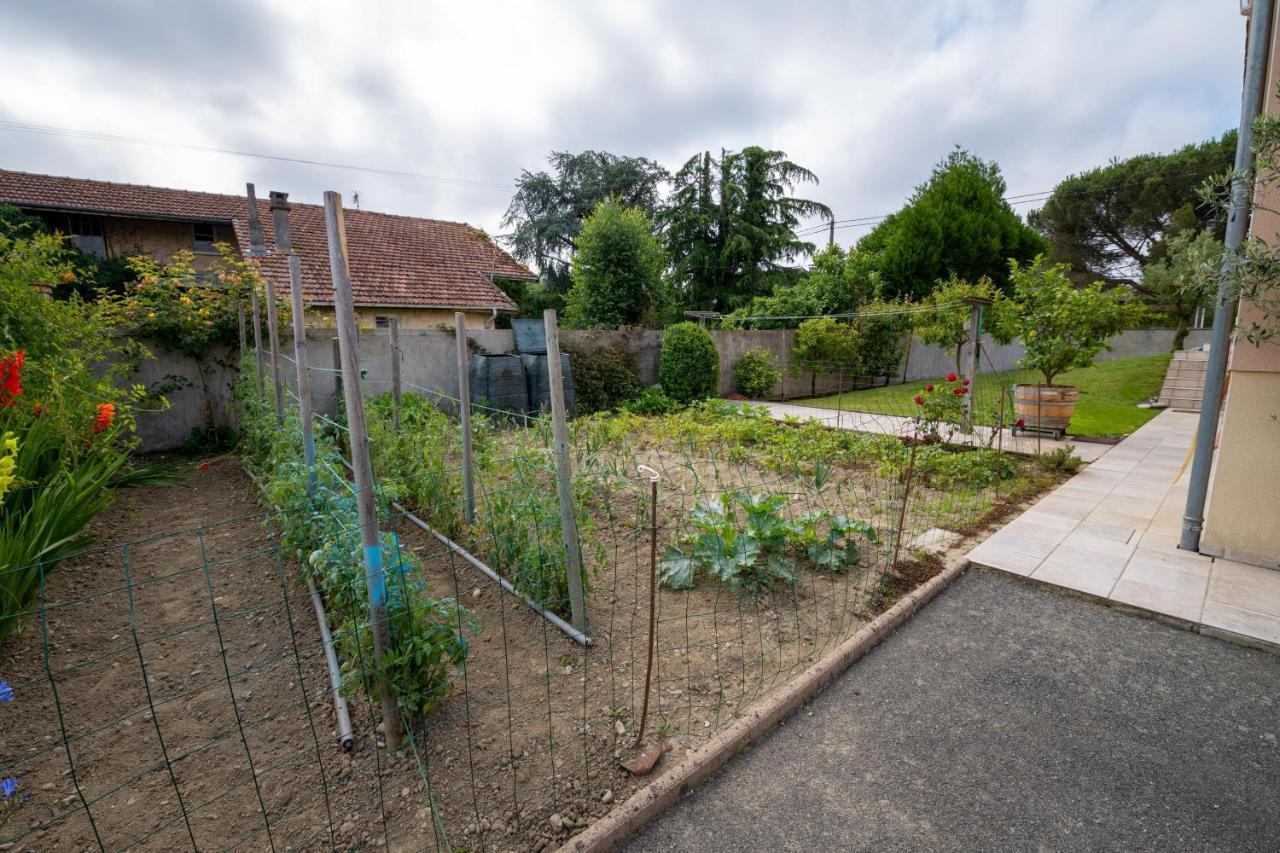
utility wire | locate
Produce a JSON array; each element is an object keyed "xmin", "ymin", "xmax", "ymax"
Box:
[{"xmin": 0, "ymin": 120, "xmax": 514, "ymax": 192}]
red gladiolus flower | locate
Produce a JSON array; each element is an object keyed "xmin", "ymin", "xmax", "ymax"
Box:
[
  {"xmin": 946, "ymin": 372, "xmax": 957, "ymax": 382},
  {"xmin": 913, "ymin": 395, "xmax": 924, "ymax": 406},
  {"xmin": 0, "ymin": 350, "xmax": 24, "ymax": 408},
  {"xmin": 1016, "ymin": 418, "xmax": 1025, "ymax": 427},
  {"xmin": 925, "ymin": 383, "xmax": 934, "ymax": 392},
  {"xmin": 93, "ymin": 403, "xmax": 116, "ymax": 433}
]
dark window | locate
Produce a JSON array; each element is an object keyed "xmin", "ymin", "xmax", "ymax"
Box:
[
  {"xmin": 374, "ymin": 316, "xmax": 392, "ymax": 329},
  {"xmin": 41, "ymin": 212, "xmax": 107, "ymax": 258},
  {"xmin": 193, "ymin": 223, "xmax": 217, "ymax": 253}
]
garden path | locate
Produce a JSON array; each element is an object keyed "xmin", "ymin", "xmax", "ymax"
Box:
[
  {"xmin": 968, "ymin": 409, "xmax": 1280, "ymax": 649},
  {"xmin": 756, "ymin": 400, "xmax": 1112, "ymax": 462}
]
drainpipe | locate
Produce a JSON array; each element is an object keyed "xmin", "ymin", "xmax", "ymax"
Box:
[{"xmin": 1180, "ymin": 0, "xmax": 1273, "ymax": 552}]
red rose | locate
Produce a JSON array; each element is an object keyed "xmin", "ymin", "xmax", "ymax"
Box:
[
  {"xmin": 953, "ymin": 387, "xmax": 964, "ymax": 396},
  {"xmin": 962, "ymin": 377, "xmax": 970, "ymax": 386},
  {"xmin": 946, "ymin": 372, "xmax": 957, "ymax": 382},
  {"xmin": 925, "ymin": 383, "xmax": 934, "ymax": 392},
  {"xmin": 913, "ymin": 394, "xmax": 924, "ymax": 405},
  {"xmin": 1016, "ymin": 418, "xmax": 1025, "ymax": 427}
]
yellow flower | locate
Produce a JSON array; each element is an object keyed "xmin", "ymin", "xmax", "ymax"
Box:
[
  {"xmin": 0, "ymin": 432, "xmax": 18, "ymax": 505},
  {"xmin": 147, "ymin": 312, "xmax": 157, "ymax": 319}
]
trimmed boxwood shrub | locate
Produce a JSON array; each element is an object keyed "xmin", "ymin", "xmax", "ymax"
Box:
[
  {"xmin": 732, "ymin": 347, "xmax": 780, "ymax": 399},
  {"xmin": 659, "ymin": 322, "xmax": 720, "ymax": 403}
]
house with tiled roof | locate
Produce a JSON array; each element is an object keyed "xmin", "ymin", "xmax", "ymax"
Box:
[{"xmin": 0, "ymin": 169, "xmax": 532, "ymax": 329}]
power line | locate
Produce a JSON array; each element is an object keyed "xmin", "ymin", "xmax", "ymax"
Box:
[{"xmin": 0, "ymin": 120, "xmax": 515, "ymax": 192}]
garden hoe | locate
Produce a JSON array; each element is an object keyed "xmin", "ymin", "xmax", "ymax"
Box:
[{"xmin": 621, "ymin": 465, "xmax": 664, "ymax": 777}]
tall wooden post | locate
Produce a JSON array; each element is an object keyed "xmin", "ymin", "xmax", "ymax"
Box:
[
  {"xmin": 388, "ymin": 317, "xmax": 402, "ymax": 434},
  {"xmin": 238, "ymin": 302, "xmax": 247, "ymax": 356},
  {"xmin": 251, "ymin": 288, "xmax": 265, "ymax": 395},
  {"xmin": 245, "ymin": 183, "xmax": 283, "ymax": 425},
  {"xmin": 271, "ymin": 191, "xmax": 316, "ymax": 483},
  {"xmin": 454, "ymin": 312, "xmax": 476, "ymax": 525},
  {"xmin": 543, "ymin": 309, "xmax": 587, "ymax": 633},
  {"xmin": 323, "ymin": 191, "xmax": 399, "ymax": 749},
  {"xmin": 331, "ymin": 337, "xmax": 343, "ymax": 403},
  {"xmin": 962, "ymin": 296, "xmax": 991, "ymax": 434}
]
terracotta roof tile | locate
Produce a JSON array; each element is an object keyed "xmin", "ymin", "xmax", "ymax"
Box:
[{"xmin": 0, "ymin": 169, "xmax": 527, "ymax": 311}]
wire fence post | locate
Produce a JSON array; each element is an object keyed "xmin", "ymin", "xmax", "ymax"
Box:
[
  {"xmin": 251, "ymin": 287, "xmax": 265, "ymax": 395},
  {"xmin": 388, "ymin": 316, "xmax": 402, "ymax": 434},
  {"xmin": 544, "ymin": 308, "xmax": 588, "ymax": 633},
  {"xmin": 245, "ymin": 183, "xmax": 284, "ymax": 425},
  {"xmin": 454, "ymin": 311, "xmax": 476, "ymax": 525},
  {"xmin": 962, "ymin": 298, "xmax": 986, "ymax": 434},
  {"xmin": 323, "ymin": 190, "xmax": 400, "ymax": 750},
  {"xmin": 332, "ymin": 335, "xmax": 343, "ymax": 404},
  {"xmin": 271, "ymin": 191, "xmax": 317, "ymax": 482}
]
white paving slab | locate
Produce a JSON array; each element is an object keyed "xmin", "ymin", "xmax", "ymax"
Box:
[{"xmin": 966, "ymin": 409, "xmax": 1280, "ymax": 651}]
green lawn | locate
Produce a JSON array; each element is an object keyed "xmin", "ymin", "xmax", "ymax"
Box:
[{"xmin": 804, "ymin": 353, "xmax": 1172, "ymax": 438}]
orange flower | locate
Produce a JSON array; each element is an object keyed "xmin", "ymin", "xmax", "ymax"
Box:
[{"xmin": 93, "ymin": 403, "xmax": 116, "ymax": 433}]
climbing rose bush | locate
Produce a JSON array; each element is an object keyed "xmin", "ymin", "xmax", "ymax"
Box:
[{"xmin": 911, "ymin": 373, "xmax": 968, "ymax": 439}]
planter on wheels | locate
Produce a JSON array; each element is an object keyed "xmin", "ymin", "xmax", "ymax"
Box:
[{"xmin": 1011, "ymin": 384, "xmax": 1078, "ymax": 439}]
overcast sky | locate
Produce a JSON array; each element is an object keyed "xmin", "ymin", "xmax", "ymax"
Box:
[{"xmin": 0, "ymin": 1, "xmax": 1246, "ymax": 251}]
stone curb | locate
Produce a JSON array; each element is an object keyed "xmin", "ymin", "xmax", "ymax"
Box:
[{"xmin": 556, "ymin": 557, "xmax": 972, "ymax": 853}]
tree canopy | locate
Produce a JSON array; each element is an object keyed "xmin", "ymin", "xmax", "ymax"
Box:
[
  {"xmin": 1028, "ymin": 130, "xmax": 1235, "ymax": 288},
  {"xmin": 662, "ymin": 147, "xmax": 831, "ymax": 312},
  {"xmin": 502, "ymin": 150, "xmax": 668, "ymax": 291},
  {"xmin": 857, "ymin": 149, "xmax": 1045, "ymax": 301},
  {"xmin": 563, "ymin": 199, "xmax": 668, "ymax": 328},
  {"xmin": 724, "ymin": 245, "xmax": 879, "ymax": 328}
]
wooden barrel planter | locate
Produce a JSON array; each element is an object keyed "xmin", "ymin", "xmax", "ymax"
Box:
[{"xmin": 1012, "ymin": 384, "xmax": 1078, "ymax": 439}]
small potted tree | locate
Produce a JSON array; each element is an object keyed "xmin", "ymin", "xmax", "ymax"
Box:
[{"xmin": 990, "ymin": 258, "xmax": 1143, "ymax": 438}]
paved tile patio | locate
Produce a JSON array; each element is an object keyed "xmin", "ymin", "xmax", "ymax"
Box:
[
  {"xmin": 967, "ymin": 409, "xmax": 1280, "ymax": 650},
  {"xmin": 760, "ymin": 401, "xmax": 1112, "ymax": 461}
]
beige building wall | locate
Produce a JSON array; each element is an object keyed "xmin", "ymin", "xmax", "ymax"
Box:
[
  {"xmin": 1201, "ymin": 3, "xmax": 1280, "ymax": 568},
  {"xmin": 103, "ymin": 216, "xmax": 235, "ymax": 273},
  {"xmin": 306, "ymin": 306, "xmax": 501, "ymax": 331}
]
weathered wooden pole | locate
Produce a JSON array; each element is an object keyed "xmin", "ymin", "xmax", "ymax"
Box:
[
  {"xmin": 543, "ymin": 309, "xmax": 587, "ymax": 633},
  {"xmin": 331, "ymin": 336, "xmax": 343, "ymax": 403},
  {"xmin": 388, "ymin": 316, "xmax": 402, "ymax": 434},
  {"xmin": 251, "ymin": 288, "xmax": 265, "ymax": 395},
  {"xmin": 245, "ymin": 183, "xmax": 283, "ymax": 425},
  {"xmin": 962, "ymin": 296, "xmax": 991, "ymax": 434},
  {"xmin": 237, "ymin": 301, "xmax": 247, "ymax": 356},
  {"xmin": 271, "ymin": 191, "xmax": 316, "ymax": 479},
  {"xmin": 322, "ymin": 191, "xmax": 399, "ymax": 749},
  {"xmin": 454, "ymin": 312, "xmax": 476, "ymax": 525}
]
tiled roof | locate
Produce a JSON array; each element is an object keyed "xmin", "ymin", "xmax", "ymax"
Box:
[{"xmin": 0, "ymin": 169, "xmax": 528, "ymax": 311}]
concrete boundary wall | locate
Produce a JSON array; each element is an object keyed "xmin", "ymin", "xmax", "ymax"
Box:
[{"xmin": 128, "ymin": 326, "xmax": 1205, "ymax": 451}]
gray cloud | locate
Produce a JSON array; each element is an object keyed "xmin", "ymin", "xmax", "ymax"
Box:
[{"xmin": 0, "ymin": 0, "xmax": 1244, "ymax": 244}]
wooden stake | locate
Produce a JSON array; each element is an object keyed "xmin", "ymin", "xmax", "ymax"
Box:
[
  {"xmin": 388, "ymin": 316, "xmax": 402, "ymax": 434},
  {"xmin": 323, "ymin": 190, "xmax": 399, "ymax": 749},
  {"xmin": 245, "ymin": 183, "xmax": 283, "ymax": 425},
  {"xmin": 271, "ymin": 192, "xmax": 316, "ymax": 481},
  {"xmin": 251, "ymin": 288, "xmax": 265, "ymax": 395},
  {"xmin": 332, "ymin": 336, "xmax": 343, "ymax": 403},
  {"xmin": 543, "ymin": 309, "xmax": 587, "ymax": 633},
  {"xmin": 238, "ymin": 301, "xmax": 247, "ymax": 356},
  {"xmin": 454, "ymin": 312, "xmax": 476, "ymax": 525}
]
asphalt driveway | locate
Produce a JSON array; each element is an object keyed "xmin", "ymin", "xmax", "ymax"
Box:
[{"xmin": 624, "ymin": 569, "xmax": 1280, "ymax": 852}]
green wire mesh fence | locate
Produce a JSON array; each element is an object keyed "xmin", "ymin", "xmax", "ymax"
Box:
[{"xmin": 1, "ymin": 301, "xmax": 1077, "ymax": 851}]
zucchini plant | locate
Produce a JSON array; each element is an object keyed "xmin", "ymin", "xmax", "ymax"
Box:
[{"xmin": 659, "ymin": 490, "xmax": 876, "ymax": 595}]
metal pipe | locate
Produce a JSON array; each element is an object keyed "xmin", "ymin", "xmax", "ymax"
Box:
[
  {"xmin": 634, "ymin": 465, "xmax": 660, "ymax": 747},
  {"xmin": 392, "ymin": 499, "xmax": 592, "ymax": 647},
  {"xmin": 1181, "ymin": 0, "xmax": 1273, "ymax": 552},
  {"xmin": 307, "ymin": 578, "xmax": 355, "ymax": 751},
  {"xmin": 242, "ymin": 466, "xmax": 353, "ymax": 751}
]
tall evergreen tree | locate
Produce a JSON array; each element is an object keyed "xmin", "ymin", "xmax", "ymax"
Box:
[
  {"xmin": 1028, "ymin": 131, "xmax": 1235, "ymax": 287},
  {"xmin": 857, "ymin": 149, "xmax": 1045, "ymax": 301},
  {"xmin": 502, "ymin": 150, "xmax": 668, "ymax": 291},
  {"xmin": 663, "ymin": 147, "xmax": 831, "ymax": 311}
]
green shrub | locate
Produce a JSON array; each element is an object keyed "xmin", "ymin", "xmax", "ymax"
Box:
[
  {"xmin": 659, "ymin": 322, "xmax": 719, "ymax": 403},
  {"xmin": 732, "ymin": 348, "xmax": 781, "ymax": 398},
  {"xmin": 621, "ymin": 387, "xmax": 682, "ymax": 416},
  {"xmin": 562, "ymin": 342, "xmax": 642, "ymax": 414}
]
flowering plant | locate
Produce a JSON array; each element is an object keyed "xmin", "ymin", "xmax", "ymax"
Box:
[
  {"xmin": 0, "ymin": 350, "xmax": 22, "ymax": 408},
  {"xmin": 911, "ymin": 373, "xmax": 968, "ymax": 440}
]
